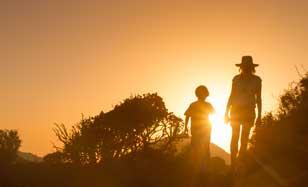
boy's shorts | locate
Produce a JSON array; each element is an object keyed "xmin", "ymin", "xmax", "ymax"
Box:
[{"xmin": 191, "ymin": 125, "xmax": 211, "ymax": 148}]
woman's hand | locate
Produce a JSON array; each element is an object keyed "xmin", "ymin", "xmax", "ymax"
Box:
[
  {"xmin": 224, "ymin": 112, "xmax": 230, "ymax": 124},
  {"xmin": 255, "ymin": 116, "xmax": 262, "ymax": 127}
]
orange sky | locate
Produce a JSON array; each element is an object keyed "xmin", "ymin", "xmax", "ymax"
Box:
[{"xmin": 1, "ymin": 1, "xmax": 308, "ymax": 156}]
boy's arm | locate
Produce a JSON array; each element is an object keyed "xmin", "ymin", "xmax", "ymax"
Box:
[
  {"xmin": 184, "ymin": 104, "xmax": 191, "ymax": 134},
  {"xmin": 184, "ymin": 116, "xmax": 189, "ymax": 134}
]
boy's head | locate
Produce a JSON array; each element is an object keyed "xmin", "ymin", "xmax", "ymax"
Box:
[{"xmin": 195, "ymin": 85, "xmax": 209, "ymax": 100}]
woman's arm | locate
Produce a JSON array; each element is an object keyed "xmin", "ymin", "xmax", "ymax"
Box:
[
  {"xmin": 255, "ymin": 82, "xmax": 262, "ymax": 126},
  {"xmin": 225, "ymin": 81, "xmax": 235, "ymax": 123}
]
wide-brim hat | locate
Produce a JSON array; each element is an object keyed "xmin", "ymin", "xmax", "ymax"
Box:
[{"xmin": 236, "ymin": 56, "xmax": 259, "ymax": 67}]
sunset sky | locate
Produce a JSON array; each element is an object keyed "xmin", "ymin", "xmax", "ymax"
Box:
[{"xmin": 1, "ymin": 0, "xmax": 308, "ymax": 156}]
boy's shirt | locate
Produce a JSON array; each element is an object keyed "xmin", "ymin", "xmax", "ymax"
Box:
[{"xmin": 185, "ymin": 100, "xmax": 215, "ymax": 129}]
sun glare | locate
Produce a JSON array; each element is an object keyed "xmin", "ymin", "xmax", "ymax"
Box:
[{"xmin": 209, "ymin": 97, "xmax": 232, "ymax": 153}]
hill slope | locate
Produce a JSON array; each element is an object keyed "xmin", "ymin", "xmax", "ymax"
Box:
[
  {"xmin": 18, "ymin": 151, "xmax": 42, "ymax": 162},
  {"xmin": 176, "ymin": 137, "xmax": 230, "ymax": 165}
]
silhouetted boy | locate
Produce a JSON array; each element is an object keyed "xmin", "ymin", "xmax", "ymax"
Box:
[{"xmin": 184, "ymin": 85, "xmax": 215, "ymax": 166}]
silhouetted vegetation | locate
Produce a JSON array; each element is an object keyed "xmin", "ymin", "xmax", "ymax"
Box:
[
  {"xmin": 51, "ymin": 93, "xmax": 184, "ymax": 165},
  {"xmin": 1, "ymin": 148, "xmax": 230, "ymax": 187},
  {"xmin": 0, "ymin": 130, "xmax": 21, "ymax": 166},
  {"xmin": 248, "ymin": 73, "xmax": 308, "ymax": 186}
]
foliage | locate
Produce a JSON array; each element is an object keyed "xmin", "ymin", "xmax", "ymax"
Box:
[
  {"xmin": 0, "ymin": 129, "xmax": 21, "ymax": 165},
  {"xmin": 252, "ymin": 73, "xmax": 308, "ymax": 150},
  {"xmin": 54, "ymin": 93, "xmax": 184, "ymax": 165},
  {"xmin": 43, "ymin": 151, "xmax": 67, "ymax": 165},
  {"xmin": 250, "ymin": 73, "xmax": 308, "ymax": 185},
  {"xmin": 1, "ymin": 147, "xmax": 230, "ymax": 187}
]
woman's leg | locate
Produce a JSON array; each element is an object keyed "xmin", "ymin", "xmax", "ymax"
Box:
[
  {"xmin": 231, "ymin": 123, "xmax": 240, "ymax": 167},
  {"xmin": 238, "ymin": 123, "xmax": 252, "ymax": 159}
]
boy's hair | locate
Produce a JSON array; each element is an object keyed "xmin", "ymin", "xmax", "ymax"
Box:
[{"xmin": 195, "ymin": 85, "xmax": 209, "ymax": 99}]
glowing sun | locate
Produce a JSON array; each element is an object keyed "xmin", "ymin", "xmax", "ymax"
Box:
[{"xmin": 209, "ymin": 97, "xmax": 232, "ymax": 153}]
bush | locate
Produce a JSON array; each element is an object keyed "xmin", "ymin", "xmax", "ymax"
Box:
[
  {"xmin": 54, "ymin": 93, "xmax": 184, "ymax": 165},
  {"xmin": 0, "ymin": 129, "xmax": 21, "ymax": 165}
]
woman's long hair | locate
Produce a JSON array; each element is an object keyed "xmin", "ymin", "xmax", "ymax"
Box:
[{"xmin": 239, "ymin": 66, "xmax": 256, "ymax": 74}]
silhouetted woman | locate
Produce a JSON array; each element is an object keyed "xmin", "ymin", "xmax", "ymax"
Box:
[{"xmin": 225, "ymin": 56, "xmax": 262, "ymax": 169}]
